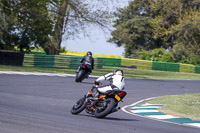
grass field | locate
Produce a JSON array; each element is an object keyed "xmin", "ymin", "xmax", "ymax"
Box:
[
  {"xmin": 0, "ymin": 65, "xmax": 200, "ymax": 80},
  {"xmin": 147, "ymin": 93, "xmax": 200, "ymax": 121}
]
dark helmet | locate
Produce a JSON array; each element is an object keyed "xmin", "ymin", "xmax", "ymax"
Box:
[
  {"xmin": 114, "ymin": 69, "xmax": 123, "ymax": 76},
  {"xmin": 87, "ymin": 51, "xmax": 92, "ymax": 56}
]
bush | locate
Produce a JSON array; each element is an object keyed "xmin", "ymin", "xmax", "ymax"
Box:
[
  {"xmin": 139, "ymin": 48, "xmax": 165, "ymax": 61},
  {"xmin": 151, "ymin": 48, "xmax": 165, "ymax": 61},
  {"xmin": 139, "ymin": 50, "xmax": 152, "ymax": 60},
  {"xmin": 187, "ymin": 54, "xmax": 200, "ymax": 65},
  {"xmin": 60, "ymin": 46, "xmax": 66, "ymax": 53},
  {"xmin": 160, "ymin": 52, "xmax": 174, "ymax": 62},
  {"xmin": 136, "ymin": 46, "xmax": 200, "ymax": 65}
]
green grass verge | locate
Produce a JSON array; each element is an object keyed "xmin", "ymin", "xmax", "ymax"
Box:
[
  {"xmin": 147, "ymin": 93, "xmax": 200, "ymax": 120},
  {"xmin": 0, "ymin": 65, "xmax": 200, "ymax": 80}
]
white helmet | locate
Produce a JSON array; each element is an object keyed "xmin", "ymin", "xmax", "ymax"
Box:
[{"xmin": 114, "ymin": 69, "xmax": 123, "ymax": 76}]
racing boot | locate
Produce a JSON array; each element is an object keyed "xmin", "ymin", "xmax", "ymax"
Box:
[
  {"xmin": 85, "ymin": 72, "xmax": 90, "ymax": 78},
  {"xmin": 76, "ymin": 68, "xmax": 80, "ymax": 73},
  {"xmin": 112, "ymin": 107, "xmax": 121, "ymax": 113}
]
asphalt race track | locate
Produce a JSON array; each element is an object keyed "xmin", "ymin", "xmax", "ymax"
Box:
[{"xmin": 0, "ymin": 72, "xmax": 200, "ymax": 133}]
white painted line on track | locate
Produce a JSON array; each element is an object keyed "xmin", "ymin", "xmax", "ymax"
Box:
[
  {"xmin": 147, "ymin": 115, "xmax": 179, "ymax": 119},
  {"xmin": 185, "ymin": 123, "xmax": 200, "ymax": 128},
  {"xmin": 0, "ymin": 71, "xmax": 99, "ymax": 78},
  {"xmin": 131, "ymin": 110, "xmax": 159, "ymax": 113},
  {"xmin": 131, "ymin": 106, "xmax": 161, "ymax": 109}
]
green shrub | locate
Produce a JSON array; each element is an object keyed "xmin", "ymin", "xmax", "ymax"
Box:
[
  {"xmin": 139, "ymin": 50, "xmax": 153, "ymax": 60},
  {"xmin": 188, "ymin": 54, "xmax": 200, "ymax": 65},
  {"xmin": 139, "ymin": 48, "xmax": 165, "ymax": 61},
  {"xmin": 160, "ymin": 52, "xmax": 175, "ymax": 62},
  {"xmin": 151, "ymin": 48, "xmax": 165, "ymax": 61},
  {"xmin": 60, "ymin": 46, "xmax": 66, "ymax": 53}
]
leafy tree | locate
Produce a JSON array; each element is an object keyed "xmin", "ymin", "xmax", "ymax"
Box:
[
  {"xmin": 44, "ymin": 0, "xmax": 114, "ymax": 55},
  {"xmin": 17, "ymin": 0, "xmax": 54, "ymax": 52},
  {"xmin": 0, "ymin": 0, "xmax": 15, "ymax": 50},
  {"xmin": 175, "ymin": 10, "xmax": 200, "ymax": 55},
  {"xmin": 1, "ymin": 0, "xmax": 115, "ymax": 54},
  {"xmin": 109, "ymin": 0, "xmax": 163, "ymax": 57},
  {"xmin": 172, "ymin": 43, "xmax": 200, "ymax": 65},
  {"xmin": 109, "ymin": 0, "xmax": 200, "ymax": 58},
  {"xmin": 0, "ymin": 0, "xmax": 53, "ymax": 52},
  {"xmin": 0, "ymin": 1, "xmax": 6, "ymax": 43},
  {"xmin": 150, "ymin": 0, "xmax": 200, "ymax": 54}
]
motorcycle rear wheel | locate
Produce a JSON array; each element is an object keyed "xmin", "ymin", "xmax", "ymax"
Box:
[
  {"xmin": 71, "ymin": 97, "xmax": 86, "ymax": 115},
  {"xmin": 94, "ymin": 98, "xmax": 116, "ymax": 118},
  {"xmin": 75, "ymin": 70, "xmax": 85, "ymax": 82}
]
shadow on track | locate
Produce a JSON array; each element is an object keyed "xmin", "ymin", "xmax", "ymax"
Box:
[
  {"xmin": 76, "ymin": 114, "xmax": 139, "ymax": 122},
  {"xmin": 103, "ymin": 116, "xmax": 139, "ymax": 122},
  {"xmin": 77, "ymin": 81, "xmax": 94, "ymax": 85}
]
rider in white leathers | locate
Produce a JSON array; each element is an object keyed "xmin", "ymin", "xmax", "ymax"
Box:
[{"xmin": 94, "ymin": 69, "xmax": 125, "ymax": 94}]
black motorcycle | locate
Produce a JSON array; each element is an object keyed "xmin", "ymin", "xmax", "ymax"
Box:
[
  {"xmin": 71, "ymin": 84, "xmax": 127, "ymax": 118},
  {"xmin": 75, "ymin": 63, "xmax": 91, "ymax": 82}
]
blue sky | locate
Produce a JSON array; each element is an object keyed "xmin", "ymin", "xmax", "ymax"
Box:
[
  {"xmin": 61, "ymin": 30, "xmax": 125, "ymax": 56},
  {"xmin": 61, "ymin": 0, "xmax": 129, "ymax": 56}
]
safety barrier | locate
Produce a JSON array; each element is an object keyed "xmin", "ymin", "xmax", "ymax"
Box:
[
  {"xmin": 34, "ymin": 54, "xmax": 55, "ymax": 67},
  {"xmin": 102, "ymin": 58, "xmax": 121, "ymax": 67},
  {"xmin": 23, "ymin": 54, "xmax": 34, "ymax": 67},
  {"xmin": 54, "ymin": 55, "xmax": 70, "ymax": 68},
  {"xmin": 121, "ymin": 58, "xmax": 152, "ymax": 70},
  {"xmin": 22, "ymin": 54, "xmax": 200, "ymax": 74},
  {"xmin": 179, "ymin": 64, "xmax": 195, "ymax": 73},
  {"xmin": 23, "ymin": 54, "xmax": 103, "ymax": 69},
  {"xmin": 0, "ymin": 51, "xmax": 24, "ymax": 66},
  {"xmin": 1, "ymin": 51, "xmax": 199, "ymax": 74},
  {"xmin": 195, "ymin": 66, "xmax": 200, "ymax": 74},
  {"xmin": 152, "ymin": 62, "xmax": 180, "ymax": 72}
]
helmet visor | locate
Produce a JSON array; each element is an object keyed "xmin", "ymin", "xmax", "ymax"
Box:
[{"xmin": 115, "ymin": 70, "xmax": 123, "ymax": 75}]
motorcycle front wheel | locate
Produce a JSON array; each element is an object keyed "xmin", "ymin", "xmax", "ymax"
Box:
[
  {"xmin": 94, "ymin": 98, "xmax": 117, "ymax": 118},
  {"xmin": 71, "ymin": 97, "xmax": 86, "ymax": 115}
]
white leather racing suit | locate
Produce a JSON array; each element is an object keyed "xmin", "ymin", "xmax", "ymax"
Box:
[{"xmin": 95, "ymin": 73, "xmax": 125, "ymax": 93}]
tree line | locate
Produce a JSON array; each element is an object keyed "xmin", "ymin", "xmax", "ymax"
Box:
[
  {"xmin": 1, "ymin": 0, "xmax": 200, "ymax": 65},
  {"xmin": 109, "ymin": 0, "xmax": 200, "ymax": 65},
  {"xmin": 0, "ymin": 0, "xmax": 113, "ymax": 54}
]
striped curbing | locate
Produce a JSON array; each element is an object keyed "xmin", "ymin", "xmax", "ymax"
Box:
[{"xmin": 129, "ymin": 103, "xmax": 200, "ymax": 128}]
